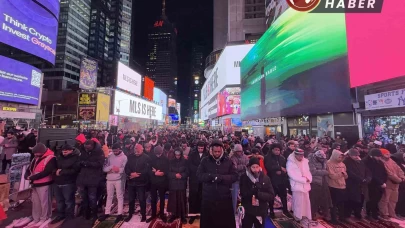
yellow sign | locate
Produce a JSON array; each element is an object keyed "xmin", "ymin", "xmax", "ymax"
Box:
[
  {"xmin": 96, "ymin": 93, "xmax": 110, "ymax": 122},
  {"xmin": 2, "ymin": 107, "xmax": 17, "ymax": 112},
  {"xmin": 79, "ymin": 93, "xmax": 97, "ymax": 105}
]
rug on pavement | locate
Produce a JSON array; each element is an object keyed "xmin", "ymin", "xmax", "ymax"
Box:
[
  {"xmin": 319, "ymin": 218, "xmax": 401, "ymax": 228},
  {"xmin": 92, "ymin": 216, "xmax": 125, "ymax": 228},
  {"xmin": 271, "ymin": 217, "xmax": 301, "ymax": 228}
]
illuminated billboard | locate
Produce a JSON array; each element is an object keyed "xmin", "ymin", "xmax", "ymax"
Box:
[
  {"xmin": 0, "ymin": 0, "xmax": 59, "ymax": 64},
  {"xmin": 217, "ymin": 87, "xmax": 241, "ymax": 117},
  {"xmin": 153, "ymin": 87, "xmax": 168, "ymax": 116},
  {"xmin": 241, "ymin": 9, "xmax": 351, "ymax": 120},
  {"xmin": 116, "ymin": 62, "xmax": 142, "ymax": 95},
  {"xmin": 144, "ymin": 76, "xmax": 155, "ymax": 101}
]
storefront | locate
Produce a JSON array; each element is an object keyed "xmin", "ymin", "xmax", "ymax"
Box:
[
  {"xmin": 0, "ymin": 104, "xmax": 42, "ymax": 129},
  {"xmin": 287, "ymin": 116, "xmax": 310, "ymax": 137},
  {"xmin": 242, "ymin": 117, "xmax": 286, "ymax": 137}
]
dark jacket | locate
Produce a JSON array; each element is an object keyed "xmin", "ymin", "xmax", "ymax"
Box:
[
  {"xmin": 363, "ymin": 155, "xmax": 388, "ymax": 187},
  {"xmin": 240, "ymin": 171, "xmax": 274, "ymax": 217},
  {"xmin": 283, "ymin": 148, "xmax": 294, "ymax": 160},
  {"xmin": 188, "ymin": 150, "xmax": 209, "ymax": 192},
  {"xmin": 125, "ymin": 153, "xmax": 150, "ymax": 187},
  {"xmin": 17, "ymin": 138, "xmax": 30, "ymax": 153},
  {"xmin": 168, "ymin": 156, "xmax": 188, "ymax": 190},
  {"xmin": 308, "ymin": 153, "xmax": 329, "ymax": 186},
  {"xmin": 24, "ymin": 150, "xmax": 57, "ymax": 187},
  {"xmin": 76, "ymin": 143, "xmax": 105, "ymax": 187},
  {"xmin": 386, "ymin": 144, "xmax": 397, "ymax": 154},
  {"xmin": 344, "ymin": 157, "xmax": 371, "ymax": 202},
  {"xmin": 264, "ymin": 153, "xmax": 288, "ymax": 186},
  {"xmin": 149, "ymin": 154, "xmax": 169, "ymax": 188},
  {"xmin": 197, "ymin": 154, "xmax": 238, "ymax": 201},
  {"xmin": 54, "ymin": 149, "xmax": 80, "ymax": 185}
]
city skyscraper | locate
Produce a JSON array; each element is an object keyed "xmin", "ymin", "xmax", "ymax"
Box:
[
  {"xmin": 189, "ymin": 44, "xmax": 205, "ymax": 122},
  {"xmin": 146, "ymin": 0, "xmax": 178, "ymax": 98}
]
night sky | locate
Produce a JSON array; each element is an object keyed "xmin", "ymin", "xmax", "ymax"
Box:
[{"xmin": 132, "ymin": 0, "xmax": 213, "ymax": 120}]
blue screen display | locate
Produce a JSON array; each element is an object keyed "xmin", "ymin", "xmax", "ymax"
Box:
[{"xmin": 0, "ymin": 55, "xmax": 42, "ymax": 105}]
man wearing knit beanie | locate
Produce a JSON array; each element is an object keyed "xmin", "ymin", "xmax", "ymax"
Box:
[
  {"xmin": 379, "ymin": 148, "xmax": 405, "ymax": 219},
  {"xmin": 24, "ymin": 143, "xmax": 56, "ymax": 227},
  {"xmin": 239, "ymin": 156, "xmax": 274, "ymax": 228},
  {"xmin": 363, "ymin": 148, "xmax": 388, "ymax": 220}
]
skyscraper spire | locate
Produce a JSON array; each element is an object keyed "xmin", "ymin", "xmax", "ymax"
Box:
[{"xmin": 162, "ymin": 0, "xmax": 166, "ymax": 16}]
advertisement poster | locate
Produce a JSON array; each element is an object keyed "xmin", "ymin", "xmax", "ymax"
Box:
[
  {"xmin": 116, "ymin": 62, "xmax": 142, "ymax": 96},
  {"xmin": 153, "ymin": 88, "xmax": 168, "ymax": 115},
  {"xmin": 79, "ymin": 57, "xmax": 98, "ymax": 90},
  {"xmin": 217, "ymin": 87, "xmax": 241, "ymax": 116},
  {"xmin": 144, "ymin": 76, "xmax": 155, "ymax": 101},
  {"xmin": 78, "ymin": 106, "xmax": 96, "ymax": 121},
  {"xmin": 365, "ymin": 88, "xmax": 405, "ymax": 110},
  {"xmin": 265, "ymin": 0, "xmax": 289, "ymax": 28},
  {"xmin": 0, "ymin": 0, "xmax": 59, "ymax": 64},
  {"xmin": 168, "ymin": 98, "xmax": 176, "ymax": 108},
  {"xmin": 317, "ymin": 115, "xmax": 334, "ymax": 138},
  {"xmin": 79, "ymin": 93, "xmax": 97, "ymax": 106},
  {"xmin": 241, "ymin": 9, "xmax": 351, "ymax": 120},
  {"xmin": 232, "ymin": 118, "xmax": 243, "ymax": 127},
  {"xmin": 109, "ymin": 115, "xmax": 118, "ymax": 126},
  {"xmin": 0, "ymin": 55, "xmax": 42, "ymax": 105},
  {"xmin": 96, "ymin": 93, "xmax": 110, "ymax": 122}
]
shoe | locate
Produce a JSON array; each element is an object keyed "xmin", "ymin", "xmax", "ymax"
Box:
[
  {"xmin": 168, "ymin": 216, "xmax": 176, "ymax": 223},
  {"xmin": 189, "ymin": 216, "xmax": 196, "ymax": 224},
  {"xmin": 270, "ymin": 212, "xmax": 276, "ymax": 219},
  {"xmin": 181, "ymin": 218, "xmax": 187, "ymax": 224},
  {"xmin": 98, "ymin": 214, "xmax": 109, "ymax": 222},
  {"xmin": 124, "ymin": 215, "xmax": 132, "ymax": 222},
  {"xmin": 115, "ymin": 215, "xmax": 123, "ymax": 224},
  {"xmin": 146, "ymin": 216, "xmax": 156, "ymax": 223},
  {"xmin": 141, "ymin": 216, "xmax": 146, "ymax": 222},
  {"xmin": 284, "ymin": 211, "xmax": 293, "ymax": 219},
  {"xmin": 14, "ymin": 217, "xmax": 33, "ymax": 227},
  {"xmin": 50, "ymin": 216, "xmax": 65, "ymax": 225},
  {"xmin": 29, "ymin": 220, "xmax": 45, "ymax": 227}
]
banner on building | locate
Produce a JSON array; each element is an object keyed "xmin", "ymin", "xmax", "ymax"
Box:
[
  {"xmin": 79, "ymin": 93, "xmax": 97, "ymax": 106},
  {"xmin": 96, "ymin": 93, "xmax": 110, "ymax": 122},
  {"xmin": 365, "ymin": 88, "xmax": 405, "ymax": 110},
  {"xmin": 78, "ymin": 106, "xmax": 96, "ymax": 120},
  {"xmin": 79, "ymin": 57, "xmax": 98, "ymax": 90}
]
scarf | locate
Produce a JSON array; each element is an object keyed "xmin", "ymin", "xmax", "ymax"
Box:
[{"xmin": 246, "ymin": 169, "xmax": 259, "ymax": 184}]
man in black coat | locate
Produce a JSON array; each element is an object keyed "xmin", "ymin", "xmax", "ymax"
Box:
[
  {"xmin": 125, "ymin": 143, "xmax": 151, "ymax": 222},
  {"xmin": 51, "ymin": 144, "xmax": 80, "ymax": 224},
  {"xmin": 188, "ymin": 141, "xmax": 208, "ymax": 224},
  {"xmin": 240, "ymin": 157, "xmax": 274, "ymax": 228},
  {"xmin": 76, "ymin": 140, "xmax": 105, "ymax": 222},
  {"xmin": 197, "ymin": 140, "xmax": 238, "ymax": 228},
  {"xmin": 146, "ymin": 146, "xmax": 169, "ymax": 223},
  {"xmin": 363, "ymin": 148, "xmax": 388, "ymax": 220},
  {"xmin": 264, "ymin": 143, "xmax": 291, "ymax": 218}
]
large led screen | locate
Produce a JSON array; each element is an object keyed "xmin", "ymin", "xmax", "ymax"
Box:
[
  {"xmin": 0, "ymin": 55, "xmax": 42, "ymax": 105},
  {"xmin": 346, "ymin": 0, "xmax": 405, "ymax": 87},
  {"xmin": 241, "ymin": 9, "xmax": 352, "ymax": 120},
  {"xmin": 153, "ymin": 88, "xmax": 167, "ymax": 115},
  {"xmin": 35, "ymin": 0, "xmax": 61, "ymax": 19},
  {"xmin": 0, "ymin": 0, "xmax": 59, "ymax": 64},
  {"xmin": 116, "ymin": 62, "xmax": 142, "ymax": 95},
  {"xmin": 217, "ymin": 87, "xmax": 241, "ymax": 116},
  {"xmin": 144, "ymin": 76, "xmax": 155, "ymax": 101}
]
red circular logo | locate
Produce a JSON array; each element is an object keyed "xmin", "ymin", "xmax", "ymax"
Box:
[{"xmin": 286, "ymin": 0, "xmax": 321, "ymax": 12}]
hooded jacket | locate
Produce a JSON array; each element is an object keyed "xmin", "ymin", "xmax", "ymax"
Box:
[
  {"xmin": 326, "ymin": 150, "xmax": 348, "ymax": 189},
  {"xmin": 0, "ymin": 136, "xmax": 18, "ymax": 160},
  {"xmin": 381, "ymin": 156, "xmax": 405, "ymax": 190},
  {"xmin": 308, "ymin": 153, "xmax": 328, "ymax": 186},
  {"xmin": 54, "ymin": 148, "xmax": 80, "ymax": 185},
  {"xmin": 286, "ymin": 153, "xmax": 312, "ymax": 192},
  {"xmin": 103, "ymin": 151, "xmax": 128, "ymax": 181},
  {"xmin": 76, "ymin": 142, "xmax": 105, "ymax": 187},
  {"xmin": 230, "ymin": 152, "xmax": 249, "ymax": 179},
  {"xmin": 168, "ymin": 154, "xmax": 188, "ymax": 190},
  {"xmin": 25, "ymin": 149, "xmax": 57, "ymax": 187},
  {"xmin": 363, "ymin": 155, "xmax": 388, "ymax": 187}
]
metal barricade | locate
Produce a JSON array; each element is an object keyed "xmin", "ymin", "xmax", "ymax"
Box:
[{"xmin": 7, "ymin": 162, "xmax": 31, "ymax": 209}]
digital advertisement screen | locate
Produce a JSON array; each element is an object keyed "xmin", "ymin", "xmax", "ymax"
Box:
[
  {"xmin": 35, "ymin": 0, "xmax": 61, "ymax": 19},
  {"xmin": 346, "ymin": 0, "xmax": 405, "ymax": 87},
  {"xmin": 144, "ymin": 76, "xmax": 155, "ymax": 101},
  {"xmin": 79, "ymin": 57, "xmax": 98, "ymax": 90},
  {"xmin": 0, "ymin": 0, "xmax": 59, "ymax": 64},
  {"xmin": 0, "ymin": 55, "xmax": 42, "ymax": 105},
  {"xmin": 168, "ymin": 98, "xmax": 176, "ymax": 108},
  {"xmin": 116, "ymin": 62, "xmax": 142, "ymax": 96},
  {"xmin": 217, "ymin": 87, "xmax": 241, "ymax": 116},
  {"xmin": 153, "ymin": 87, "xmax": 167, "ymax": 115},
  {"xmin": 241, "ymin": 9, "xmax": 352, "ymax": 120}
]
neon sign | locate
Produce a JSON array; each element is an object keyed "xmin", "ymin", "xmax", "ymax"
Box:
[{"xmin": 154, "ymin": 20, "xmax": 164, "ymax": 27}]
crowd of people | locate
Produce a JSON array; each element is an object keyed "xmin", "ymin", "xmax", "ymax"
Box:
[{"xmin": 2, "ymin": 128, "xmax": 405, "ymax": 228}]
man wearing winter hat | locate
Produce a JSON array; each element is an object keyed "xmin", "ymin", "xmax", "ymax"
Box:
[
  {"xmin": 240, "ymin": 157, "xmax": 274, "ymax": 228},
  {"xmin": 286, "ymin": 149, "xmax": 313, "ymax": 222},
  {"xmin": 99, "ymin": 143, "xmax": 128, "ymax": 223},
  {"xmin": 24, "ymin": 143, "xmax": 57, "ymax": 227},
  {"xmin": 197, "ymin": 139, "xmax": 238, "ymax": 228},
  {"xmin": 147, "ymin": 145, "xmax": 170, "ymax": 223},
  {"xmin": 363, "ymin": 148, "xmax": 388, "ymax": 220},
  {"xmin": 230, "ymin": 144, "xmax": 249, "ymax": 214},
  {"xmin": 379, "ymin": 148, "xmax": 405, "ymax": 219}
]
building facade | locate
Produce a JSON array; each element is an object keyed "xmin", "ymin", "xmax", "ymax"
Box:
[
  {"xmin": 145, "ymin": 3, "xmax": 178, "ymax": 98},
  {"xmin": 189, "ymin": 45, "xmax": 205, "ymax": 122}
]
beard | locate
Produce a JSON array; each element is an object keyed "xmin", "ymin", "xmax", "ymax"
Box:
[{"xmin": 252, "ymin": 171, "xmax": 260, "ymax": 178}]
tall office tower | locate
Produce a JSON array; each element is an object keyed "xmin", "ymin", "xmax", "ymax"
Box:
[
  {"xmin": 42, "ymin": 0, "xmax": 91, "ymax": 90},
  {"xmin": 189, "ymin": 45, "xmax": 205, "ymax": 122},
  {"xmin": 146, "ymin": 0, "xmax": 178, "ymax": 98}
]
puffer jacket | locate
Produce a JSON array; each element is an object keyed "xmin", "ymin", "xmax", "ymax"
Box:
[
  {"xmin": 308, "ymin": 153, "xmax": 328, "ymax": 186},
  {"xmin": 168, "ymin": 156, "xmax": 188, "ymax": 190},
  {"xmin": 0, "ymin": 136, "xmax": 18, "ymax": 160},
  {"xmin": 286, "ymin": 153, "xmax": 312, "ymax": 192},
  {"xmin": 382, "ymin": 158, "xmax": 405, "ymax": 190},
  {"xmin": 264, "ymin": 153, "xmax": 288, "ymax": 186},
  {"xmin": 76, "ymin": 143, "xmax": 105, "ymax": 187},
  {"xmin": 230, "ymin": 153, "xmax": 249, "ymax": 179},
  {"xmin": 125, "ymin": 153, "xmax": 150, "ymax": 187},
  {"xmin": 326, "ymin": 150, "xmax": 348, "ymax": 189},
  {"xmin": 54, "ymin": 148, "xmax": 80, "ymax": 185},
  {"xmin": 197, "ymin": 154, "xmax": 238, "ymax": 201}
]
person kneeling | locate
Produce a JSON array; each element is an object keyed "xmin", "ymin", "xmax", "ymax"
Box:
[{"xmin": 240, "ymin": 157, "xmax": 274, "ymax": 228}]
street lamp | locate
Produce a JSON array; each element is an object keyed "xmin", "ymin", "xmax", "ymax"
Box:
[{"xmin": 51, "ymin": 103, "xmax": 62, "ymax": 126}]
